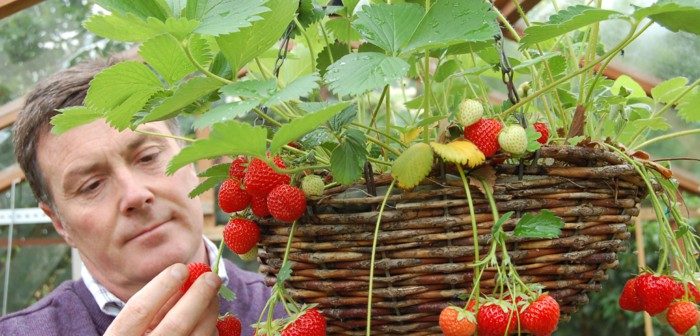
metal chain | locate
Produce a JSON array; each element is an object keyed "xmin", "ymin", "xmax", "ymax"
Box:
[{"xmin": 256, "ymin": 14, "xmax": 297, "ymax": 125}]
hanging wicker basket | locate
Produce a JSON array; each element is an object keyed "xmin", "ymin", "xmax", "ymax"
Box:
[{"xmin": 257, "ymin": 145, "xmax": 647, "ymax": 335}]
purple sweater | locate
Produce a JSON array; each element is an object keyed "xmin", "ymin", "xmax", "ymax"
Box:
[{"xmin": 0, "ymin": 259, "xmax": 283, "ymax": 336}]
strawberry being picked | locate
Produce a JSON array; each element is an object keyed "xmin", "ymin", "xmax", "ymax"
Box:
[
  {"xmin": 181, "ymin": 262, "xmax": 211, "ymax": 292},
  {"xmin": 216, "ymin": 313, "xmax": 242, "ymax": 336}
]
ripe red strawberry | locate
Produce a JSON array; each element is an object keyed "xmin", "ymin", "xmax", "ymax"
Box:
[
  {"xmin": 674, "ymin": 281, "xmax": 700, "ymax": 303},
  {"xmin": 267, "ymin": 184, "xmax": 307, "ymax": 223},
  {"xmin": 439, "ymin": 302, "xmax": 476, "ymax": 336},
  {"xmin": 181, "ymin": 262, "xmax": 211, "ymax": 292},
  {"xmin": 636, "ymin": 273, "xmax": 678, "ymax": 315},
  {"xmin": 464, "ymin": 118, "xmax": 503, "ymax": 157},
  {"xmin": 216, "ymin": 314, "xmax": 242, "ymax": 336},
  {"xmin": 223, "ymin": 218, "xmax": 260, "ymax": 254},
  {"xmin": 477, "ymin": 303, "xmax": 516, "ymax": 336},
  {"xmin": 218, "ymin": 179, "xmax": 250, "ymax": 213},
  {"xmin": 533, "ymin": 122, "xmax": 549, "ymax": 144},
  {"xmin": 619, "ymin": 277, "xmax": 643, "ymax": 312},
  {"xmin": 250, "ymin": 194, "xmax": 271, "ymax": 218},
  {"xmin": 229, "ymin": 156, "xmax": 248, "ymax": 180},
  {"xmin": 666, "ymin": 300, "xmax": 700, "ymax": 334},
  {"xmin": 243, "ymin": 157, "xmax": 291, "ymax": 197},
  {"xmin": 281, "ymin": 307, "xmax": 326, "ymax": 336},
  {"xmin": 521, "ymin": 294, "xmax": 560, "ymax": 336}
]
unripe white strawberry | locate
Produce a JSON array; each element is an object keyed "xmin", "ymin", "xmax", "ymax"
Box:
[
  {"xmin": 498, "ymin": 124, "xmax": 528, "ymax": 155},
  {"xmin": 301, "ymin": 175, "xmax": 325, "ymax": 197},
  {"xmin": 238, "ymin": 246, "xmax": 258, "ymax": 262},
  {"xmin": 456, "ymin": 99, "xmax": 484, "ymax": 127}
]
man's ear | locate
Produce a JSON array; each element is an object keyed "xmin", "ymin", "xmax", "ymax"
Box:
[{"xmin": 39, "ymin": 202, "xmax": 76, "ymax": 247}]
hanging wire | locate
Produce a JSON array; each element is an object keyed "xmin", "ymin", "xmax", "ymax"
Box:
[
  {"xmin": 2, "ymin": 179, "xmax": 18, "ymax": 316},
  {"xmin": 256, "ymin": 19, "xmax": 297, "ymax": 126}
]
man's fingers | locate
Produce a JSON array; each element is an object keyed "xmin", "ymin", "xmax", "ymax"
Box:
[
  {"xmin": 147, "ymin": 288, "xmax": 184, "ymax": 331},
  {"xmin": 104, "ymin": 264, "xmax": 187, "ymax": 336},
  {"xmin": 149, "ymin": 272, "xmax": 221, "ymax": 336},
  {"xmin": 188, "ymin": 294, "xmax": 220, "ymax": 336}
]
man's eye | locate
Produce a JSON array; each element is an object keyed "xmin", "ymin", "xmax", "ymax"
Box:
[
  {"xmin": 140, "ymin": 153, "xmax": 158, "ymax": 163},
  {"xmin": 81, "ymin": 181, "xmax": 101, "ymax": 194}
]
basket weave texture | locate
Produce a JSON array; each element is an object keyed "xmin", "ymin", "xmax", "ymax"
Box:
[{"xmin": 258, "ymin": 145, "xmax": 646, "ymax": 335}]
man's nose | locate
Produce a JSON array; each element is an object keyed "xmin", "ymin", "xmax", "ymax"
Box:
[{"xmin": 116, "ymin": 168, "xmax": 155, "ymax": 214}]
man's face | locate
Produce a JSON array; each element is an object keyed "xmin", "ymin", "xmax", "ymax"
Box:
[{"xmin": 36, "ymin": 120, "xmax": 204, "ymax": 298}]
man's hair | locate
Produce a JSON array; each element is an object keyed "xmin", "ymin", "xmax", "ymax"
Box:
[{"xmin": 13, "ymin": 56, "xmax": 179, "ymax": 205}]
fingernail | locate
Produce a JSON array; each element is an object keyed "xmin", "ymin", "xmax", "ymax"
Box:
[
  {"xmin": 204, "ymin": 272, "xmax": 220, "ymax": 288},
  {"xmin": 170, "ymin": 264, "xmax": 186, "ymax": 280}
]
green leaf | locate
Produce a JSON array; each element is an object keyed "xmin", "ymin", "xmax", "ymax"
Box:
[
  {"xmin": 316, "ymin": 41, "xmax": 350, "ymax": 77},
  {"xmin": 391, "ymin": 142, "xmax": 433, "ymax": 189},
  {"xmin": 217, "ymin": 0, "xmax": 299, "ymax": 72},
  {"xmin": 143, "ymin": 77, "xmax": 223, "ymax": 123},
  {"xmin": 328, "ymin": 105, "xmax": 357, "ymax": 132},
  {"xmin": 270, "ymin": 102, "xmax": 350, "ymax": 154},
  {"xmin": 221, "ymin": 79, "xmax": 277, "ymax": 99},
  {"xmin": 276, "ymin": 261, "xmax": 293, "ymax": 285},
  {"xmin": 324, "ymin": 52, "xmax": 409, "ymax": 97},
  {"xmin": 166, "ymin": 0, "xmax": 187, "ymax": 17},
  {"xmin": 267, "ymin": 73, "xmax": 320, "ymax": 105},
  {"xmin": 611, "ymin": 75, "xmax": 646, "ymax": 98},
  {"xmin": 200, "ymin": 163, "xmax": 230, "ymax": 177},
  {"xmin": 325, "ymin": 17, "xmax": 361, "ymax": 43},
  {"xmin": 189, "ymin": 0, "xmax": 268, "ymax": 36},
  {"xmin": 139, "ymin": 34, "xmax": 195, "ymax": 85},
  {"xmin": 189, "ymin": 176, "xmax": 225, "ymax": 197},
  {"xmin": 651, "ymin": 77, "xmax": 689, "ymax": 104},
  {"xmin": 85, "ymin": 61, "xmax": 163, "ymax": 130},
  {"xmin": 218, "ymin": 285, "xmax": 236, "ymax": 301},
  {"xmin": 83, "ymin": 13, "xmax": 164, "ymax": 42},
  {"xmin": 512, "ymin": 52, "xmax": 561, "ymax": 73},
  {"xmin": 525, "ymin": 126, "xmax": 542, "ymax": 152},
  {"xmin": 403, "ymin": 0, "xmax": 499, "ymax": 54},
  {"xmin": 330, "ymin": 129, "xmax": 367, "ymax": 185},
  {"xmin": 50, "ymin": 106, "xmax": 103, "ymax": 135},
  {"xmin": 193, "ymin": 100, "xmax": 260, "ymax": 129},
  {"xmin": 161, "ymin": 17, "xmax": 200, "ymax": 40},
  {"xmin": 492, "ymin": 211, "xmax": 514, "ymax": 236},
  {"xmin": 520, "ymin": 6, "xmax": 624, "ymax": 48},
  {"xmin": 434, "ymin": 59, "xmax": 461, "ymax": 83},
  {"xmin": 633, "ymin": 1, "xmax": 700, "ymax": 35},
  {"xmin": 167, "ymin": 121, "xmax": 267, "ymax": 174},
  {"xmin": 352, "ymin": 3, "xmax": 423, "ymax": 55},
  {"xmin": 300, "ymin": 128, "xmax": 337, "ymax": 148},
  {"xmin": 677, "ymin": 89, "xmax": 700, "ymax": 122},
  {"xmin": 95, "ymin": 0, "xmax": 171, "ymax": 20},
  {"xmin": 514, "ymin": 210, "xmax": 565, "ymax": 239}
]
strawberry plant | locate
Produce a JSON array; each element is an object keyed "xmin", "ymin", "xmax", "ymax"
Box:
[{"xmin": 51, "ymin": 0, "xmax": 700, "ymax": 334}]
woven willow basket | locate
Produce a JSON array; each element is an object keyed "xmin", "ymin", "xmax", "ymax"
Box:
[{"xmin": 258, "ymin": 145, "xmax": 647, "ymax": 335}]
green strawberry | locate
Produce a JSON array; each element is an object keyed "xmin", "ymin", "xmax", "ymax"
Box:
[
  {"xmin": 498, "ymin": 124, "xmax": 528, "ymax": 155},
  {"xmin": 301, "ymin": 175, "xmax": 325, "ymax": 197},
  {"xmin": 456, "ymin": 99, "xmax": 484, "ymax": 127}
]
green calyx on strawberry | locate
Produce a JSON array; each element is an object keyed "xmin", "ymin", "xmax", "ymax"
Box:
[
  {"xmin": 267, "ymin": 184, "xmax": 307, "ymax": 223},
  {"xmin": 533, "ymin": 122, "xmax": 549, "ymax": 144},
  {"xmin": 238, "ymin": 245, "xmax": 258, "ymax": 262},
  {"xmin": 464, "ymin": 118, "xmax": 502, "ymax": 157},
  {"xmin": 181, "ymin": 262, "xmax": 211, "ymax": 292},
  {"xmin": 521, "ymin": 294, "xmax": 560, "ymax": 336},
  {"xmin": 218, "ymin": 178, "xmax": 250, "ymax": 213},
  {"xmin": 498, "ymin": 124, "xmax": 528, "ymax": 155},
  {"xmin": 301, "ymin": 175, "xmax": 325, "ymax": 197},
  {"xmin": 223, "ymin": 218, "xmax": 260, "ymax": 254},
  {"xmin": 456, "ymin": 99, "xmax": 484, "ymax": 127},
  {"xmin": 281, "ymin": 307, "xmax": 326, "ymax": 336},
  {"xmin": 216, "ymin": 313, "xmax": 242, "ymax": 336},
  {"xmin": 243, "ymin": 157, "xmax": 291, "ymax": 197}
]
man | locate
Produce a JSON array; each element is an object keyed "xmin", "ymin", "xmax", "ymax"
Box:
[{"xmin": 0, "ymin": 57, "xmax": 280, "ymax": 335}]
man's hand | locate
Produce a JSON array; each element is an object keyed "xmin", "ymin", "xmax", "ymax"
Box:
[{"xmin": 104, "ymin": 263, "xmax": 221, "ymax": 336}]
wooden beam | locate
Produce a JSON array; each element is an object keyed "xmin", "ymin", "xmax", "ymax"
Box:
[
  {"xmin": 0, "ymin": 95, "xmax": 22, "ymax": 130},
  {"xmin": 0, "ymin": 163, "xmax": 24, "ymax": 193},
  {"xmin": 0, "ymin": 0, "xmax": 43, "ymax": 20},
  {"xmin": 673, "ymin": 168, "xmax": 700, "ymax": 196},
  {"xmin": 0, "ymin": 236, "xmax": 65, "ymax": 248}
]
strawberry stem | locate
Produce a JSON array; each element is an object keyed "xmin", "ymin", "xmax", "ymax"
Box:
[
  {"xmin": 457, "ymin": 165, "xmax": 481, "ymax": 307},
  {"xmin": 366, "ymin": 179, "xmax": 396, "ymax": 336}
]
